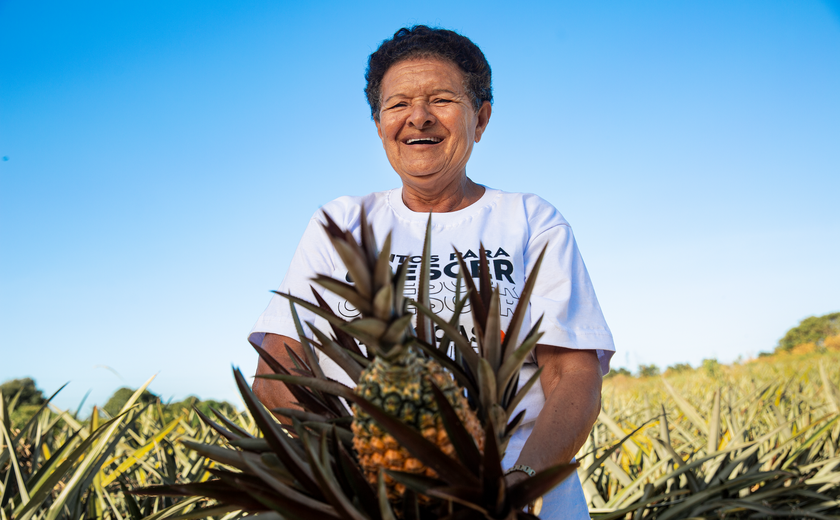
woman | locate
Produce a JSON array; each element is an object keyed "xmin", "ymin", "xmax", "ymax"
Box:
[{"xmin": 250, "ymin": 26, "xmax": 614, "ymax": 519}]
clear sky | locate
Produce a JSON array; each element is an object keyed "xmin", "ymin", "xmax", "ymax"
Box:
[{"xmin": 2, "ymin": 1, "xmax": 839, "ymax": 411}]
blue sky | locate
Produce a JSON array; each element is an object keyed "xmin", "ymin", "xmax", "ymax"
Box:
[{"xmin": 2, "ymin": 1, "xmax": 838, "ymax": 411}]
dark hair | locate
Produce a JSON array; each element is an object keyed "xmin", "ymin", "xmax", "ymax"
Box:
[{"xmin": 365, "ymin": 25, "xmax": 493, "ymax": 120}]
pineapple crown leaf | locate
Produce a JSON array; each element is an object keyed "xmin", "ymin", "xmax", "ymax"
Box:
[
  {"xmin": 300, "ymin": 429, "xmax": 369, "ymax": 520},
  {"xmin": 310, "ymin": 287, "xmax": 367, "ymax": 359},
  {"xmin": 476, "ymin": 358, "xmax": 498, "ymax": 419},
  {"xmin": 321, "ymin": 210, "xmax": 375, "ymax": 300},
  {"xmin": 334, "ymin": 436, "xmax": 383, "ymax": 520},
  {"xmin": 306, "ymin": 322, "xmax": 365, "ymax": 384},
  {"xmin": 504, "ymin": 409, "xmax": 527, "ymax": 439},
  {"xmin": 383, "ymin": 469, "xmax": 446, "ymax": 500},
  {"xmin": 288, "ymin": 295, "xmax": 326, "ymax": 380},
  {"xmin": 312, "ymin": 276, "xmax": 373, "ymax": 316},
  {"xmin": 359, "ymin": 205, "xmax": 378, "ymax": 267},
  {"xmin": 271, "ymin": 407, "xmax": 332, "ymax": 424},
  {"xmin": 392, "ymin": 253, "xmax": 410, "ymax": 313},
  {"xmin": 381, "ymin": 313, "xmax": 414, "ymax": 346},
  {"xmin": 415, "ymin": 213, "xmax": 435, "ymax": 347},
  {"xmin": 501, "ymin": 245, "xmax": 547, "ymax": 361},
  {"xmin": 477, "ymin": 245, "xmax": 494, "ymax": 313},
  {"xmin": 496, "ymin": 318, "xmax": 545, "ymax": 402},
  {"xmin": 372, "ymin": 283, "xmax": 394, "ymax": 321},
  {"xmin": 432, "ymin": 278, "xmax": 470, "ymax": 356},
  {"xmin": 255, "ymin": 368, "xmax": 348, "ymax": 418},
  {"xmin": 373, "ymin": 232, "xmax": 394, "ymax": 295},
  {"xmin": 260, "ymin": 373, "xmax": 355, "ymax": 402},
  {"xmin": 478, "ymin": 419, "xmax": 505, "ymax": 511},
  {"xmin": 377, "ymin": 472, "xmax": 398, "ymax": 520},
  {"xmin": 427, "ymin": 377, "xmax": 482, "ymax": 471},
  {"xmin": 252, "ymin": 343, "xmax": 337, "ymax": 418},
  {"xmin": 424, "ymin": 486, "xmax": 487, "ymax": 514},
  {"xmin": 504, "ymin": 366, "xmax": 542, "ymax": 421},
  {"xmin": 408, "ymin": 337, "xmax": 479, "ymax": 398},
  {"xmin": 453, "ymin": 249, "xmax": 487, "ymax": 331},
  {"xmin": 275, "ymin": 291, "xmax": 348, "ymax": 338},
  {"xmin": 414, "ymin": 302, "xmax": 479, "ymax": 375},
  {"xmin": 479, "ymin": 286, "xmax": 503, "ymax": 370},
  {"xmin": 239, "ymin": 451, "xmax": 340, "ymax": 518},
  {"xmin": 233, "ymin": 367, "xmax": 323, "ymax": 495}
]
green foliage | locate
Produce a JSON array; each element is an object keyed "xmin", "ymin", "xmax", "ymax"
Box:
[
  {"xmin": 637, "ymin": 364, "xmax": 660, "ymax": 378},
  {"xmin": 167, "ymin": 395, "xmax": 237, "ymax": 421},
  {"xmin": 1, "ymin": 378, "xmax": 48, "ymax": 424},
  {"xmin": 777, "ymin": 311, "xmax": 840, "ymax": 352},
  {"xmin": 0, "ymin": 377, "xmax": 45, "ymax": 406},
  {"xmin": 665, "ymin": 362, "xmax": 692, "ymax": 374},
  {"xmin": 701, "ymin": 357, "xmax": 723, "ymax": 378},
  {"xmin": 605, "ymin": 367, "xmax": 632, "ymax": 379},
  {"xmin": 102, "ymin": 386, "xmax": 158, "ymax": 417}
]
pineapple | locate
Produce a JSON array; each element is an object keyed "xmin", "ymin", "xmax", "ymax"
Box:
[{"xmin": 309, "ymin": 211, "xmax": 484, "ymax": 499}]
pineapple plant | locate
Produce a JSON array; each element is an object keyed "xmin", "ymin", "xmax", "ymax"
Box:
[
  {"xmin": 309, "ymin": 212, "xmax": 484, "ymax": 498},
  {"xmin": 132, "ymin": 208, "xmax": 578, "ymax": 519}
]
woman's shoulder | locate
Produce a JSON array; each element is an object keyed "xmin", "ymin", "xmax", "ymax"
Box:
[
  {"xmin": 310, "ymin": 188, "xmax": 398, "ymax": 228},
  {"xmin": 486, "ymin": 187, "xmax": 570, "ymax": 229}
]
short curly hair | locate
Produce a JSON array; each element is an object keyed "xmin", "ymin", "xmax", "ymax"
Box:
[{"xmin": 365, "ymin": 25, "xmax": 493, "ymax": 120}]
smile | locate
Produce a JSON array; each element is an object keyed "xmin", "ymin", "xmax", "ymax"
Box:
[{"xmin": 405, "ymin": 137, "xmax": 443, "ymax": 145}]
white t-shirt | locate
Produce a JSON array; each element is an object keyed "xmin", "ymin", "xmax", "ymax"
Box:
[{"xmin": 250, "ymin": 186, "xmax": 615, "ymax": 425}]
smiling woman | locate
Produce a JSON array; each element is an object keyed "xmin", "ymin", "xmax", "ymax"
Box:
[{"xmin": 249, "ymin": 25, "xmax": 615, "ymax": 519}]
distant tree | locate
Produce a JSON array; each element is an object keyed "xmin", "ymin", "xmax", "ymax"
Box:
[
  {"xmin": 605, "ymin": 367, "xmax": 632, "ymax": 379},
  {"xmin": 638, "ymin": 364, "xmax": 660, "ymax": 378},
  {"xmin": 702, "ymin": 358, "xmax": 723, "ymax": 378},
  {"xmin": 0, "ymin": 378, "xmax": 45, "ymax": 406},
  {"xmin": 168, "ymin": 396, "xmax": 237, "ymax": 418},
  {"xmin": 103, "ymin": 387, "xmax": 159, "ymax": 417},
  {"xmin": 666, "ymin": 363, "xmax": 692, "ymax": 374},
  {"xmin": 777, "ymin": 312, "xmax": 840, "ymax": 352}
]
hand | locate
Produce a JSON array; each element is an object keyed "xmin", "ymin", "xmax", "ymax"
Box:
[{"xmin": 504, "ymin": 470, "xmax": 529, "ymax": 489}]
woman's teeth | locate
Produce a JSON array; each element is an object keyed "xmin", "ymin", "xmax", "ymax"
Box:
[{"xmin": 406, "ymin": 138, "xmax": 442, "ymax": 145}]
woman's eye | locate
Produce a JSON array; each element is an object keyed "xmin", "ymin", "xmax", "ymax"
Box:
[
  {"xmin": 433, "ymin": 98, "xmax": 452, "ymax": 104},
  {"xmin": 387, "ymin": 102, "xmax": 408, "ymax": 109}
]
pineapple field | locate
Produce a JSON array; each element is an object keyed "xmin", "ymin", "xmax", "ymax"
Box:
[
  {"xmin": 2, "ymin": 352, "xmax": 839, "ymax": 519},
  {"xmin": 2, "ymin": 213, "xmax": 838, "ymax": 519}
]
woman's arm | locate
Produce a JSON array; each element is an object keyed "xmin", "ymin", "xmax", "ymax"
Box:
[
  {"xmin": 252, "ymin": 333, "xmax": 306, "ymax": 422},
  {"xmin": 506, "ymin": 345, "xmax": 603, "ymax": 485}
]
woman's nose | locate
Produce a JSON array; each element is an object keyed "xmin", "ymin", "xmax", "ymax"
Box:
[{"xmin": 407, "ymin": 103, "xmax": 435, "ymax": 129}]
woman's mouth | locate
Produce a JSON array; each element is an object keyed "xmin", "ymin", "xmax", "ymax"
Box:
[{"xmin": 405, "ymin": 137, "xmax": 443, "ymax": 145}]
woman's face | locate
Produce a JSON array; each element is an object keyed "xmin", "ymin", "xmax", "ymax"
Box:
[{"xmin": 375, "ymin": 58, "xmax": 491, "ymax": 194}]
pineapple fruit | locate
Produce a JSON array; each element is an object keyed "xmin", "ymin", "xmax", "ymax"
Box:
[
  {"xmin": 353, "ymin": 351, "xmax": 484, "ymax": 498},
  {"xmin": 309, "ymin": 211, "xmax": 484, "ymax": 498}
]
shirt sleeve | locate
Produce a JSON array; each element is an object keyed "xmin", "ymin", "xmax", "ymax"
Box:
[
  {"xmin": 248, "ymin": 213, "xmax": 336, "ymax": 348},
  {"xmin": 525, "ymin": 222, "xmax": 615, "ymax": 375}
]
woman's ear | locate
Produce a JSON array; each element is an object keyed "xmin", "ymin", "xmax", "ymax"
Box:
[
  {"xmin": 474, "ymin": 101, "xmax": 492, "ymax": 143},
  {"xmin": 374, "ymin": 117, "xmax": 383, "ymax": 141}
]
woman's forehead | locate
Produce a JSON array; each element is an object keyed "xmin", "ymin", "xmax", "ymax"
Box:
[{"xmin": 381, "ymin": 58, "xmax": 467, "ymax": 96}]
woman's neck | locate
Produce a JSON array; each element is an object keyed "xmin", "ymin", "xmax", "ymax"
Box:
[{"xmin": 401, "ymin": 176, "xmax": 485, "ymax": 213}]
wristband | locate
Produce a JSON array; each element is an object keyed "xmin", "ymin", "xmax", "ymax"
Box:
[
  {"xmin": 504, "ymin": 465, "xmax": 542, "ymax": 515},
  {"xmin": 504, "ymin": 464, "xmax": 536, "ymax": 477}
]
